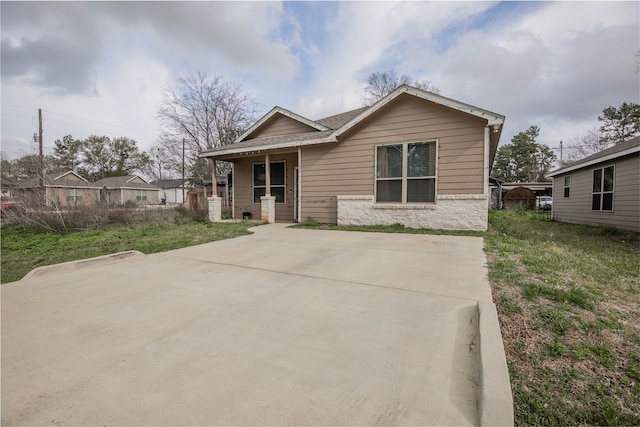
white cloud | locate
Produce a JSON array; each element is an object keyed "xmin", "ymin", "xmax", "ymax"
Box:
[{"xmin": 2, "ymin": 1, "xmax": 638, "ymax": 162}]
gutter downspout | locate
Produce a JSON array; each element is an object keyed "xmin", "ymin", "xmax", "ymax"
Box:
[
  {"xmin": 298, "ymin": 147, "xmax": 302, "ymax": 222},
  {"xmin": 484, "ymin": 126, "xmax": 490, "ymax": 202}
]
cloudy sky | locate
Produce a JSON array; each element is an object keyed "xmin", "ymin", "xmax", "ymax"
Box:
[{"xmin": 2, "ymin": 1, "xmax": 638, "ymax": 163}]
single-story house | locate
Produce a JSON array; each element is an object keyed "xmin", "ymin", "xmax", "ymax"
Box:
[
  {"xmin": 14, "ymin": 170, "xmax": 102, "ymax": 207},
  {"xmin": 547, "ymin": 136, "xmax": 639, "ymax": 232},
  {"xmin": 199, "ymin": 85, "xmax": 505, "ymax": 231},
  {"xmin": 150, "ymin": 179, "xmax": 190, "ymax": 204},
  {"xmin": 94, "ymin": 175, "xmax": 160, "ymax": 206}
]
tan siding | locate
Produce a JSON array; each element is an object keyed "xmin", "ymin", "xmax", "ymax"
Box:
[
  {"xmin": 128, "ymin": 177, "xmax": 147, "ymax": 184},
  {"xmin": 552, "ymin": 154, "xmax": 639, "ymax": 232},
  {"xmin": 47, "ymin": 187, "xmax": 101, "ymax": 206},
  {"xmin": 300, "ymin": 94, "xmax": 487, "ymax": 223},
  {"xmin": 53, "ymin": 174, "xmax": 85, "ymax": 183},
  {"xmin": 232, "ymin": 153, "xmax": 298, "ymax": 221},
  {"xmin": 248, "ymin": 114, "xmax": 317, "ymax": 139}
]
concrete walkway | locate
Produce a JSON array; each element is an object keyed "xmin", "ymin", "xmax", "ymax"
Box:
[{"xmin": 1, "ymin": 224, "xmax": 512, "ymax": 426}]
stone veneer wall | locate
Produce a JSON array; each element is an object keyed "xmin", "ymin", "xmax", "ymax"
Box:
[{"xmin": 337, "ymin": 194, "xmax": 488, "ymax": 231}]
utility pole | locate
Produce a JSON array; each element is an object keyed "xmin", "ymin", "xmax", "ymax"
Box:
[
  {"xmin": 552, "ymin": 141, "xmax": 564, "ymax": 167},
  {"xmin": 182, "ymin": 138, "xmax": 185, "ymax": 204},
  {"xmin": 38, "ymin": 109, "xmax": 44, "ymax": 188}
]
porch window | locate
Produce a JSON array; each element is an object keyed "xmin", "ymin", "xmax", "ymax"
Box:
[
  {"xmin": 253, "ymin": 161, "xmax": 285, "ymax": 203},
  {"xmin": 66, "ymin": 188, "xmax": 83, "ymax": 202},
  {"xmin": 376, "ymin": 141, "xmax": 436, "ymax": 203},
  {"xmin": 136, "ymin": 190, "xmax": 147, "ymax": 201},
  {"xmin": 592, "ymin": 166, "xmax": 614, "ymax": 211}
]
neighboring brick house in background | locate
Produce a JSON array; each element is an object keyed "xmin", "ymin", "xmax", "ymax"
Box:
[
  {"xmin": 14, "ymin": 170, "xmax": 101, "ymax": 207},
  {"xmin": 199, "ymin": 85, "xmax": 505, "ymax": 231},
  {"xmin": 95, "ymin": 175, "xmax": 160, "ymax": 206},
  {"xmin": 547, "ymin": 136, "xmax": 639, "ymax": 232}
]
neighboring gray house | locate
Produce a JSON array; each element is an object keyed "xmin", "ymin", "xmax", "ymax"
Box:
[
  {"xmin": 95, "ymin": 175, "xmax": 160, "ymax": 206},
  {"xmin": 150, "ymin": 179, "xmax": 190, "ymax": 204},
  {"xmin": 547, "ymin": 136, "xmax": 639, "ymax": 232},
  {"xmin": 200, "ymin": 85, "xmax": 505, "ymax": 231}
]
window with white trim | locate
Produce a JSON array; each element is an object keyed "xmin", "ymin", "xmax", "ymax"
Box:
[
  {"xmin": 253, "ymin": 161, "xmax": 285, "ymax": 203},
  {"xmin": 136, "ymin": 190, "xmax": 147, "ymax": 201},
  {"xmin": 563, "ymin": 176, "xmax": 571, "ymax": 198},
  {"xmin": 66, "ymin": 188, "xmax": 83, "ymax": 202},
  {"xmin": 375, "ymin": 141, "xmax": 436, "ymax": 203},
  {"xmin": 592, "ymin": 166, "xmax": 614, "ymax": 211}
]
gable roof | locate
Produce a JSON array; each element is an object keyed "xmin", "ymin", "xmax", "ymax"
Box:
[
  {"xmin": 150, "ymin": 178, "xmax": 189, "ymax": 189},
  {"xmin": 200, "ymin": 84, "xmax": 505, "ymax": 159},
  {"xmin": 15, "ymin": 170, "xmax": 99, "ymax": 189},
  {"xmin": 547, "ymin": 136, "xmax": 640, "ymax": 177},
  {"xmin": 238, "ymin": 106, "xmax": 330, "ymax": 142},
  {"xmin": 95, "ymin": 175, "xmax": 158, "ymax": 189}
]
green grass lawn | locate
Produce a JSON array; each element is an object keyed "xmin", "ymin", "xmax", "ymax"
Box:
[
  {"xmin": 1, "ymin": 219, "xmax": 257, "ymax": 284},
  {"xmin": 486, "ymin": 210, "xmax": 640, "ymax": 426}
]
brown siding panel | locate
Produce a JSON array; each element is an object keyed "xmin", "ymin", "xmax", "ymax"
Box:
[
  {"xmin": 300, "ymin": 94, "xmax": 488, "ymax": 223},
  {"xmin": 249, "ymin": 115, "xmax": 317, "ymax": 139}
]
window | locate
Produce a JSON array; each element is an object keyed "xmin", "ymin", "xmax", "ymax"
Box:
[
  {"xmin": 66, "ymin": 188, "xmax": 83, "ymax": 202},
  {"xmin": 376, "ymin": 141, "xmax": 436, "ymax": 203},
  {"xmin": 253, "ymin": 161, "xmax": 285, "ymax": 203},
  {"xmin": 563, "ymin": 176, "xmax": 571, "ymax": 198},
  {"xmin": 136, "ymin": 190, "xmax": 147, "ymax": 201},
  {"xmin": 592, "ymin": 166, "xmax": 614, "ymax": 211}
]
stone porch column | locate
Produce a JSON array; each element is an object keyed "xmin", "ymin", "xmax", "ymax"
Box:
[
  {"xmin": 208, "ymin": 196, "xmax": 222, "ymax": 222},
  {"xmin": 260, "ymin": 195, "xmax": 276, "ymax": 223}
]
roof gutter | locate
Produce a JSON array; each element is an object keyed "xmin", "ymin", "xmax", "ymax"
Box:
[{"xmin": 199, "ymin": 136, "xmax": 337, "ymax": 158}]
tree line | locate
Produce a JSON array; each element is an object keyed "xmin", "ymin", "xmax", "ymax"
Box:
[
  {"xmin": 491, "ymin": 102, "xmax": 639, "ymax": 183},
  {"xmin": 1, "ymin": 135, "xmax": 151, "ymax": 188}
]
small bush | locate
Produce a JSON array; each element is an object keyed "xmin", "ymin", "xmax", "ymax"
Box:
[{"xmin": 301, "ymin": 217, "xmax": 319, "ymax": 227}]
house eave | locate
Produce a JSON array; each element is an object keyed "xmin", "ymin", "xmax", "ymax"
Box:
[
  {"xmin": 547, "ymin": 145, "xmax": 640, "ymax": 177},
  {"xmin": 199, "ymin": 136, "xmax": 337, "ymax": 158}
]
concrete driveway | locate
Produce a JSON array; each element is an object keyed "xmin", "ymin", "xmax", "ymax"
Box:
[{"xmin": 1, "ymin": 224, "xmax": 512, "ymax": 426}]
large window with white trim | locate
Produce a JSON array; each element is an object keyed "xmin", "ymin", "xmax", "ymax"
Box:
[
  {"xmin": 375, "ymin": 141, "xmax": 436, "ymax": 203},
  {"xmin": 253, "ymin": 161, "xmax": 286, "ymax": 203},
  {"xmin": 592, "ymin": 165, "xmax": 614, "ymax": 211}
]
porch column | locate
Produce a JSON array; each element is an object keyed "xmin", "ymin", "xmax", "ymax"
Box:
[
  {"xmin": 264, "ymin": 153, "xmax": 271, "ymax": 195},
  {"xmin": 260, "ymin": 152, "xmax": 276, "ymax": 223},
  {"xmin": 211, "ymin": 160, "xmax": 217, "ymax": 194},
  {"xmin": 208, "ymin": 158, "xmax": 222, "ymax": 222}
]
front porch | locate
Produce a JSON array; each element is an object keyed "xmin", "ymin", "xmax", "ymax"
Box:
[{"xmin": 206, "ymin": 149, "xmax": 300, "ymax": 224}]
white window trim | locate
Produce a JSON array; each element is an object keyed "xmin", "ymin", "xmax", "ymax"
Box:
[
  {"xmin": 563, "ymin": 175, "xmax": 571, "ymax": 198},
  {"xmin": 374, "ymin": 140, "xmax": 438, "ymax": 204},
  {"xmin": 591, "ymin": 165, "xmax": 614, "ymax": 212},
  {"xmin": 252, "ymin": 160, "xmax": 286, "ymax": 204},
  {"xmin": 136, "ymin": 189, "xmax": 148, "ymax": 201}
]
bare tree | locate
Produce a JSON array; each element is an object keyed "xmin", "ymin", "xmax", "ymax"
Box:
[
  {"xmin": 362, "ymin": 70, "xmax": 440, "ymax": 106},
  {"xmin": 157, "ymin": 71, "xmax": 257, "ymax": 185},
  {"xmin": 563, "ymin": 128, "xmax": 613, "ymax": 165}
]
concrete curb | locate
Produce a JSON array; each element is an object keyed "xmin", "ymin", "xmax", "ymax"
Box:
[
  {"xmin": 477, "ymin": 301, "xmax": 514, "ymax": 426},
  {"xmin": 21, "ymin": 251, "xmax": 145, "ymax": 281}
]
